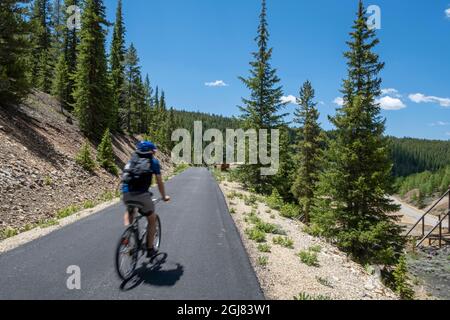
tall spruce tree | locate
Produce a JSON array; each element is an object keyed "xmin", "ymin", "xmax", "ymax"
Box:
[
  {"xmin": 291, "ymin": 81, "xmax": 323, "ymax": 224},
  {"xmin": 0, "ymin": 0, "xmax": 30, "ymax": 104},
  {"xmin": 73, "ymin": 0, "xmax": 112, "ymax": 139},
  {"xmin": 238, "ymin": 0, "xmax": 287, "ymax": 194},
  {"xmin": 123, "ymin": 43, "xmax": 142, "ymax": 133},
  {"xmin": 52, "ymin": 0, "xmax": 79, "ymax": 110},
  {"xmin": 29, "ymin": 0, "xmax": 53, "ymax": 92},
  {"xmin": 110, "ymin": 0, "xmax": 126, "ymax": 131},
  {"xmin": 312, "ymin": 1, "xmax": 404, "ymax": 266}
]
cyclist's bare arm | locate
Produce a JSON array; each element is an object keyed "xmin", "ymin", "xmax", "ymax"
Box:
[{"xmin": 156, "ymin": 174, "xmax": 170, "ymax": 201}]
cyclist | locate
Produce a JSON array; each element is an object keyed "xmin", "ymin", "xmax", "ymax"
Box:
[{"xmin": 121, "ymin": 141, "xmax": 170, "ymax": 258}]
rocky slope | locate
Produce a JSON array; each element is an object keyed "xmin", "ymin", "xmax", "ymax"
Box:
[
  {"xmin": 219, "ymin": 180, "xmax": 398, "ymax": 300},
  {"xmin": 0, "ymin": 91, "xmax": 173, "ymax": 239}
]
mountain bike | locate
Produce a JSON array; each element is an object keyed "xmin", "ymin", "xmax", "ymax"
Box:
[{"xmin": 115, "ymin": 198, "xmax": 162, "ymax": 280}]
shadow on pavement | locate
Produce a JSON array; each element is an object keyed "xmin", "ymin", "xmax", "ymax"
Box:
[{"xmin": 120, "ymin": 253, "xmax": 185, "ymax": 291}]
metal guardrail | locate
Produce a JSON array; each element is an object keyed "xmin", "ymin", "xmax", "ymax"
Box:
[{"xmin": 406, "ymin": 187, "xmax": 450, "ymax": 248}]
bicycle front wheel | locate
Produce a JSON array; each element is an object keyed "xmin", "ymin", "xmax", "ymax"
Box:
[
  {"xmin": 153, "ymin": 215, "xmax": 162, "ymax": 251},
  {"xmin": 115, "ymin": 227, "xmax": 139, "ymax": 280}
]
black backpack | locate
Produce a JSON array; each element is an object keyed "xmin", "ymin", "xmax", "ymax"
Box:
[{"xmin": 121, "ymin": 153, "xmax": 153, "ymax": 192}]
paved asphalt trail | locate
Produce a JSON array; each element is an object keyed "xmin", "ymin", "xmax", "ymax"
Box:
[{"xmin": 0, "ymin": 168, "xmax": 264, "ymax": 300}]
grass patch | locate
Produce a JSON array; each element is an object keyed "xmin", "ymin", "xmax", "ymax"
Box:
[
  {"xmin": 1, "ymin": 227, "xmax": 19, "ymax": 239},
  {"xmin": 56, "ymin": 205, "xmax": 80, "ymax": 219},
  {"xmin": 83, "ymin": 200, "xmax": 96, "ymax": 209},
  {"xmin": 257, "ymin": 256, "xmax": 269, "ymax": 267},
  {"xmin": 37, "ymin": 218, "xmax": 59, "ymax": 228},
  {"xmin": 174, "ymin": 163, "xmax": 190, "ymax": 176},
  {"xmin": 258, "ymin": 244, "xmax": 271, "ymax": 253},
  {"xmin": 298, "ymin": 249, "xmax": 320, "ymax": 267},
  {"xmin": 245, "ymin": 227, "xmax": 266, "ymax": 243},
  {"xmin": 294, "ymin": 293, "xmax": 331, "ymax": 301},
  {"xmin": 230, "ymin": 208, "xmax": 236, "ymax": 215},
  {"xmin": 273, "ymin": 236, "xmax": 294, "ymax": 249}
]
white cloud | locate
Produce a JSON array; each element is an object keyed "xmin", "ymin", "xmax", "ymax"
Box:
[
  {"xmin": 281, "ymin": 95, "xmax": 297, "ymax": 105},
  {"xmin": 376, "ymin": 96, "xmax": 406, "ymax": 110},
  {"xmin": 205, "ymin": 80, "xmax": 228, "ymax": 87},
  {"xmin": 381, "ymin": 88, "xmax": 398, "ymax": 95},
  {"xmin": 446, "ymin": 8, "xmax": 450, "ymax": 18},
  {"xmin": 408, "ymin": 93, "xmax": 450, "ymax": 107},
  {"xmin": 381, "ymin": 88, "xmax": 402, "ymax": 98},
  {"xmin": 430, "ymin": 121, "xmax": 450, "ymax": 127},
  {"xmin": 333, "ymin": 97, "xmax": 344, "ymax": 106}
]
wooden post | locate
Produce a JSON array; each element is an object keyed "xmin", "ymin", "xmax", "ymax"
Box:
[
  {"xmin": 422, "ymin": 217, "xmax": 425, "ymax": 238},
  {"xmin": 439, "ymin": 215, "xmax": 442, "ymax": 248},
  {"xmin": 448, "ymin": 186, "xmax": 450, "ymax": 234}
]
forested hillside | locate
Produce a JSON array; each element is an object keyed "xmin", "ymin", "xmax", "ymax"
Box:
[{"xmin": 389, "ymin": 137, "xmax": 450, "ymax": 177}]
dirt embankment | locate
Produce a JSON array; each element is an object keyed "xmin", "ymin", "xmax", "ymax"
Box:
[{"xmin": 0, "ymin": 91, "xmax": 173, "ymax": 238}]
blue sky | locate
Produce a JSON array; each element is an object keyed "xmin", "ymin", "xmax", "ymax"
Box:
[{"xmin": 104, "ymin": 0, "xmax": 450, "ymax": 140}]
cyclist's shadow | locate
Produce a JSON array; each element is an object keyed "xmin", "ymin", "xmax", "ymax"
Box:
[{"xmin": 119, "ymin": 253, "xmax": 185, "ymax": 291}]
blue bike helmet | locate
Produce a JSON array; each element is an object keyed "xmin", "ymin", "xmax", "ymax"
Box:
[{"xmin": 136, "ymin": 141, "xmax": 157, "ymax": 154}]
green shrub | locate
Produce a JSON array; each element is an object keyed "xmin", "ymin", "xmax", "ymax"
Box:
[
  {"xmin": 244, "ymin": 194, "xmax": 258, "ymax": 206},
  {"xmin": 97, "ymin": 128, "xmax": 119, "ymax": 176},
  {"xmin": 230, "ymin": 208, "xmax": 236, "ymax": 214},
  {"xmin": 266, "ymin": 189, "xmax": 284, "ymax": 210},
  {"xmin": 280, "ymin": 203, "xmax": 300, "ymax": 219},
  {"xmin": 309, "ymin": 245, "xmax": 322, "ymax": 253},
  {"xmin": 256, "ymin": 221, "xmax": 284, "ymax": 235},
  {"xmin": 273, "ymin": 236, "xmax": 294, "ymax": 249},
  {"xmin": 245, "ymin": 227, "xmax": 266, "ymax": 243},
  {"xmin": 76, "ymin": 140, "xmax": 96, "ymax": 172},
  {"xmin": 258, "ymin": 244, "xmax": 271, "ymax": 253},
  {"xmin": 294, "ymin": 293, "xmax": 331, "ymax": 300},
  {"xmin": 44, "ymin": 175, "xmax": 53, "ymax": 186},
  {"xmin": 298, "ymin": 250, "xmax": 319, "ymax": 267},
  {"xmin": 393, "ymin": 256, "xmax": 415, "ymax": 300},
  {"xmin": 258, "ymin": 256, "xmax": 269, "ymax": 267}
]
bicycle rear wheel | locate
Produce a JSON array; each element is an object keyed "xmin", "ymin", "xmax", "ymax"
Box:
[{"xmin": 115, "ymin": 227, "xmax": 139, "ymax": 280}]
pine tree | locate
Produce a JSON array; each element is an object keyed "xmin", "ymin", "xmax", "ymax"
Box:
[
  {"xmin": 52, "ymin": 54, "xmax": 70, "ymax": 110},
  {"xmin": 123, "ymin": 43, "xmax": 142, "ymax": 133},
  {"xmin": 291, "ymin": 81, "xmax": 323, "ymax": 224},
  {"xmin": 110, "ymin": 0, "xmax": 126, "ymax": 131},
  {"xmin": 76, "ymin": 139, "xmax": 96, "ymax": 172},
  {"xmin": 29, "ymin": 0, "xmax": 53, "ymax": 92},
  {"xmin": 392, "ymin": 256, "xmax": 414, "ymax": 300},
  {"xmin": 312, "ymin": 1, "xmax": 405, "ymax": 266},
  {"xmin": 143, "ymin": 74, "xmax": 154, "ymax": 132},
  {"xmin": 0, "ymin": 0, "xmax": 30, "ymax": 104},
  {"xmin": 97, "ymin": 128, "xmax": 118, "ymax": 175},
  {"xmin": 73, "ymin": 0, "xmax": 113, "ymax": 139},
  {"xmin": 52, "ymin": 0, "xmax": 79, "ymax": 110},
  {"xmin": 238, "ymin": 0, "xmax": 287, "ymax": 194}
]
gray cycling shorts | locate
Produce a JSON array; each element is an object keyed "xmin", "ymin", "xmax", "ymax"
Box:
[{"xmin": 122, "ymin": 192, "xmax": 155, "ymax": 216}]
